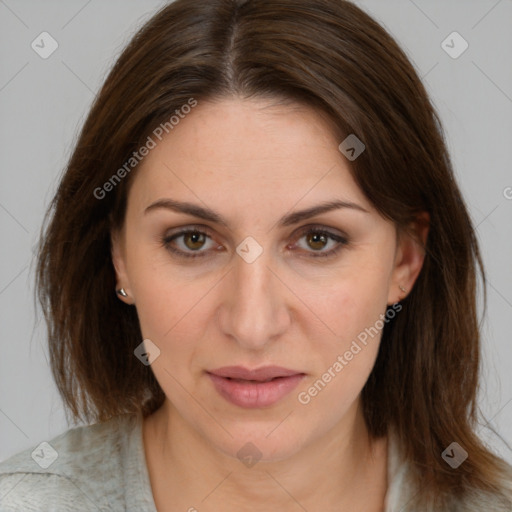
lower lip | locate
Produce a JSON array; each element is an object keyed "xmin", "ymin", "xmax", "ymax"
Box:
[{"xmin": 207, "ymin": 373, "xmax": 305, "ymax": 408}]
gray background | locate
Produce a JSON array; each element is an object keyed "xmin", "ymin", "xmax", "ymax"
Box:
[{"xmin": 1, "ymin": 0, "xmax": 511, "ymax": 466}]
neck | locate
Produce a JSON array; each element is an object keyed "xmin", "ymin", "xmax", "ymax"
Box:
[{"xmin": 143, "ymin": 399, "xmax": 388, "ymax": 512}]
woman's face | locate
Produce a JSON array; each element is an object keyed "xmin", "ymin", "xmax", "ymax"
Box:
[{"xmin": 112, "ymin": 97, "xmax": 426, "ymax": 461}]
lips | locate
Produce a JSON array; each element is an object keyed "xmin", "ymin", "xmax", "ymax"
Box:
[
  {"xmin": 209, "ymin": 365, "xmax": 302, "ymax": 381},
  {"xmin": 207, "ymin": 366, "xmax": 305, "ymax": 408}
]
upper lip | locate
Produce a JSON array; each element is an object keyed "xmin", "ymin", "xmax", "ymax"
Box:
[{"xmin": 208, "ymin": 366, "xmax": 304, "ymax": 381}]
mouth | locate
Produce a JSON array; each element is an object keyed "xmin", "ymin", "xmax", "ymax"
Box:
[
  {"xmin": 223, "ymin": 376, "xmax": 288, "ymax": 383},
  {"xmin": 207, "ymin": 366, "xmax": 306, "ymax": 408}
]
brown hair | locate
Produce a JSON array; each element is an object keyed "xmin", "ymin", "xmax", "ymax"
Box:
[{"xmin": 36, "ymin": 0, "xmax": 512, "ymax": 507}]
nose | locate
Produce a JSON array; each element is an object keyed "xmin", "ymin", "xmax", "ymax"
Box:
[{"xmin": 216, "ymin": 248, "xmax": 291, "ymax": 351}]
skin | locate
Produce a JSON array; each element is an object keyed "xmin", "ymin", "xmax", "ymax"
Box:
[{"xmin": 111, "ymin": 97, "xmax": 429, "ymax": 512}]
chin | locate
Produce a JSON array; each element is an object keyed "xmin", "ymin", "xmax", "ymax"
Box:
[{"xmin": 205, "ymin": 420, "xmax": 311, "ymax": 465}]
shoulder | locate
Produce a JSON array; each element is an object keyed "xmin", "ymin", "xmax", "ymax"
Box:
[
  {"xmin": 385, "ymin": 429, "xmax": 512, "ymax": 512},
  {"xmin": 456, "ymin": 462, "xmax": 512, "ymax": 512},
  {"xmin": 0, "ymin": 413, "xmax": 139, "ymax": 512},
  {"xmin": 0, "ymin": 472, "xmax": 107, "ymax": 512}
]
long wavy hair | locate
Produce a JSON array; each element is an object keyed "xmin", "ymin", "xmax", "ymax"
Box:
[{"xmin": 36, "ymin": 0, "xmax": 512, "ymax": 508}]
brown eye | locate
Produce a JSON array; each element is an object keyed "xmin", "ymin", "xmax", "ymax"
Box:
[
  {"xmin": 182, "ymin": 231, "xmax": 207, "ymax": 250},
  {"xmin": 293, "ymin": 226, "xmax": 349, "ymax": 259},
  {"xmin": 162, "ymin": 225, "xmax": 348, "ymax": 260},
  {"xmin": 162, "ymin": 228, "xmax": 218, "ymax": 259},
  {"xmin": 305, "ymin": 232, "xmax": 329, "ymax": 251}
]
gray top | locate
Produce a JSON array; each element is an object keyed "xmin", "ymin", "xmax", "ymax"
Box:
[
  {"xmin": 1, "ymin": 411, "xmax": 510, "ymax": 511},
  {"xmin": 0, "ymin": 413, "xmax": 156, "ymax": 511}
]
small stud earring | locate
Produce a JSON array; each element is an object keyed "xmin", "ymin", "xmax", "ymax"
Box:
[
  {"xmin": 117, "ymin": 288, "xmax": 128, "ymax": 298},
  {"xmin": 399, "ymin": 285, "xmax": 407, "ymax": 293}
]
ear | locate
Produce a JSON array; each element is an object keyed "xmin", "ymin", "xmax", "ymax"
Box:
[
  {"xmin": 111, "ymin": 228, "xmax": 134, "ymax": 305},
  {"xmin": 387, "ymin": 212, "xmax": 430, "ymax": 305}
]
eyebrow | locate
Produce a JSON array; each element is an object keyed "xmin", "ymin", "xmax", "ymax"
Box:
[{"xmin": 144, "ymin": 198, "xmax": 369, "ymax": 227}]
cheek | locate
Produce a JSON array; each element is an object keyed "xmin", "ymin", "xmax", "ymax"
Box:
[
  {"xmin": 123, "ymin": 235, "xmax": 207, "ymax": 340},
  {"xmin": 296, "ymin": 303, "xmax": 384, "ymax": 425},
  {"xmin": 132, "ymin": 274, "xmax": 211, "ymax": 347},
  {"xmin": 309, "ymin": 261, "xmax": 391, "ymax": 345},
  {"xmin": 296, "ymin": 266, "xmax": 390, "ymax": 410}
]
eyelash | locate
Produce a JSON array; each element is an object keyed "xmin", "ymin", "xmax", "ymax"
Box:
[{"xmin": 161, "ymin": 225, "xmax": 349, "ymax": 260}]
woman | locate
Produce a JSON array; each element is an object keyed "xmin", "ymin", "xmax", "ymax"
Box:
[{"xmin": 1, "ymin": 0, "xmax": 511, "ymax": 510}]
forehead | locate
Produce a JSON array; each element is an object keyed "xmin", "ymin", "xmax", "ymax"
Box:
[{"xmin": 129, "ymin": 97, "xmax": 371, "ymax": 212}]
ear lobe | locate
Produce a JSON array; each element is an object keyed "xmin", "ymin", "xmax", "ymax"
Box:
[{"xmin": 387, "ymin": 212, "xmax": 430, "ymax": 304}]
